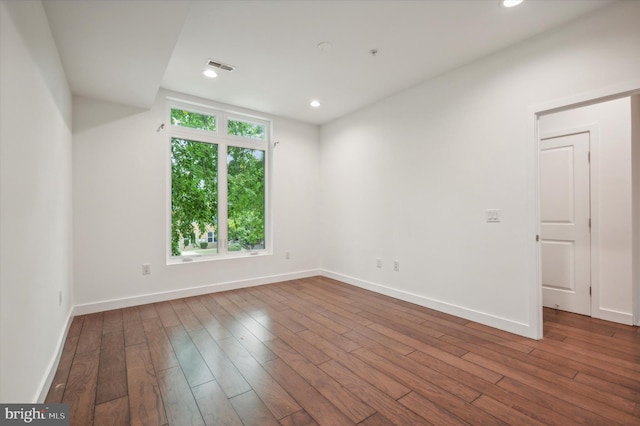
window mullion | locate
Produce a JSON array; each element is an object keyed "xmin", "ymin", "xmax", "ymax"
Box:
[
  {"xmin": 217, "ymin": 142, "xmax": 229, "ymax": 255},
  {"xmin": 220, "ymin": 112, "xmax": 228, "ymax": 136}
]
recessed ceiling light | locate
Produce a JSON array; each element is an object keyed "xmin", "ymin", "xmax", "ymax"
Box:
[
  {"xmin": 501, "ymin": 0, "xmax": 524, "ymax": 7},
  {"xmin": 310, "ymin": 100, "xmax": 321, "ymax": 108},
  {"xmin": 202, "ymin": 69, "xmax": 218, "ymax": 78}
]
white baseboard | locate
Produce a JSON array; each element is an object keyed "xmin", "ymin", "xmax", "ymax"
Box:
[
  {"xmin": 36, "ymin": 307, "xmax": 74, "ymax": 403},
  {"xmin": 594, "ymin": 307, "xmax": 634, "ymax": 325},
  {"xmin": 320, "ymin": 269, "xmax": 537, "ymax": 339},
  {"xmin": 73, "ymin": 269, "xmax": 320, "ymax": 316}
]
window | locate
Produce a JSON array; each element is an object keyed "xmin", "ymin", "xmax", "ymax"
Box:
[
  {"xmin": 170, "ymin": 137, "xmax": 218, "ymax": 255},
  {"xmin": 227, "ymin": 147, "xmax": 265, "ymax": 251},
  {"xmin": 168, "ymin": 103, "xmax": 269, "ymax": 260},
  {"xmin": 171, "ymin": 109, "xmax": 216, "ymax": 131},
  {"xmin": 227, "ymin": 118, "xmax": 265, "ymax": 140}
]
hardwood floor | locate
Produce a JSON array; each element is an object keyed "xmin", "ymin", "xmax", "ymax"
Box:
[{"xmin": 45, "ymin": 276, "xmax": 640, "ymax": 425}]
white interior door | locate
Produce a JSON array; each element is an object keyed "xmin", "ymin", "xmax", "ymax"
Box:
[{"xmin": 540, "ymin": 131, "xmax": 591, "ymax": 316}]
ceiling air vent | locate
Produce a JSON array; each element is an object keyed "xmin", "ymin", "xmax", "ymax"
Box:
[{"xmin": 207, "ymin": 59, "xmax": 235, "ymax": 72}]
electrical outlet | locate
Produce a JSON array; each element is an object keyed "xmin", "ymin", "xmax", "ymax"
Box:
[
  {"xmin": 285, "ymin": 251, "xmax": 291, "ymax": 260},
  {"xmin": 142, "ymin": 263, "xmax": 151, "ymax": 275},
  {"xmin": 376, "ymin": 258, "xmax": 382, "ymax": 269},
  {"xmin": 58, "ymin": 291, "xmax": 62, "ymax": 306},
  {"xmin": 393, "ymin": 260, "xmax": 400, "ymax": 272}
]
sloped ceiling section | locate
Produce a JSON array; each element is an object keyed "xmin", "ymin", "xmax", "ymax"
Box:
[{"xmin": 42, "ymin": 0, "xmax": 191, "ymax": 109}]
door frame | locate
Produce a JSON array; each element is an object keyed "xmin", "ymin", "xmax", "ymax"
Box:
[{"xmin": 528, "ymin": 79, "xmax": 640, "ymax": 339}]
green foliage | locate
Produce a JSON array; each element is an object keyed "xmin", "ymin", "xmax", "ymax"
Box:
[
  {"xmin": 171, "ymin": 109, "xmax": 216, "ymax": 131},
  {"xmin": 227, "ymin": 147, "xmax": 265, "ymax": 250},
  {"xmin": 171, "ymin": 138, "xmax": 217, "ymax": 256},
  {"xmin": 228, "ymin": 119, "xmax": 265, "ymax": 140},
  {"xmin": 171, "ymin": 239, "xmax": 181, "ymax": 257},
  {"xmin": 228, "ymin": 242, "xmax": 242, "ymax": 252}
]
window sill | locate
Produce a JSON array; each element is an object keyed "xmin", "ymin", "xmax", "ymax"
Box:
[{"xmin": 167, "ymin": 250, "xmax": 271, "ymax": 266}]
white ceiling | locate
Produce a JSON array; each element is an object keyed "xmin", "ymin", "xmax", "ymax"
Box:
[{"xmin": 43, "ymin": 0, "xmax": 616, "ymax": 125}]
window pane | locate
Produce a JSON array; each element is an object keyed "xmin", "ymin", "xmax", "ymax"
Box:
[
  {"xmin": 227, "ymin": 119, "xmax": 265, "ymax": 140},
  {"xmin": 227, "ymin": 147, "xmax": 265, "ymax": 252},
  {"xmin": 171, "ymin": 109, "xmax": 216, "ymax": 131},
  {"xmin": 171, "ymin": 138, "xmax": 218, "ymax": 256}
]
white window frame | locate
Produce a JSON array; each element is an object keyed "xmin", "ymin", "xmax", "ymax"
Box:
[{"xmin": 166, "ymin": 99, "xmax": 272, "ymax": 264}]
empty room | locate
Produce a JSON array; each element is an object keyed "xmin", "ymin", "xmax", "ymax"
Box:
[{"xmin": 1, "ymin": 0, "xmax": 639, "ymax": 424}]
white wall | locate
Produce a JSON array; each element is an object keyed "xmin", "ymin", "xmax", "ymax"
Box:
[
  {"xmin": 0, "ymin": 0, "xmax": 73, "ymax": 402},
  {"xmin": 632, "ymin": 95, "xmax": 640, "ymax": 326},
  {"xmin": 539, "ymin": 98, "xmax": 633, "ymax": 324},
  {"xmin": 319, "ymin": 1, "xmax": 640, "ymax": 338},
  {"xmin": 72, "ymin": 90, "xmax": 320, "ymax": 311}
]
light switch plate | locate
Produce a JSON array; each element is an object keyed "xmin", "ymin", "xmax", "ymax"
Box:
[{"xmin": 486, "ymin": 209, "xmax": 500, "ymax": 223}]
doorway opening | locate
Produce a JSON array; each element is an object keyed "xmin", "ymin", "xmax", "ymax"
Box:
[{"xmin": 532, "ymin": 85, "xmax": 640, "ymax": 338}]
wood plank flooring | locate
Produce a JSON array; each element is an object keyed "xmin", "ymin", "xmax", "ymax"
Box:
[{"xmin": 45, "ymin": 276, "xmax": 640, "ymax": 425}]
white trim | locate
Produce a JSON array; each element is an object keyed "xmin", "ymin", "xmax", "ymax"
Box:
[
  {"xmin": 632, "ymin": 95, "xmax": 640, "ymax": 327},
  {"xmin": 167, "ymin": 248, "xmax": 271, "ymax": 265},
  {"xmin": 72, "ymin": 269, "xmax": 320, "ymax": 316},
  {"xmin": 526, "ymin": 105, "xmax": 543, "ymax": 340},
  {"xmin": 217, "ymin": 140, "xmax": 229, "ymax": 255},
  {"xmin": 36, "ymin": 308, "xmax": 74, "ymax": 403},
  {"xmin": 533, "ymin": 80, "xmax": 640, "ymax": 117},
  {"xmin": 320, "ymin": 270, "xmax": 537, "ymax": 339},
  {"xmin": 538, "ymin": 125, "xmax": 597, "ymax": 140}
]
